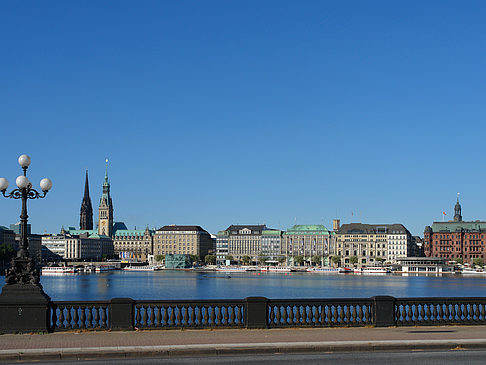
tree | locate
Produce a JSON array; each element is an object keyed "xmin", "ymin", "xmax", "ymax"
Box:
[
  {"xmin": 189, "ymin": 255, "xmax": 199, "ymax": 264},
  {"xmin": 155, "ymin": 254, "xmax": 165, "ymax": 262},
  {"xmin": 278, "ymin": 256, "xmax": 286, "ymax": 264},
  {"xmin": 241, "ymin": 255, "xmax": 251, "ymax": 265},
  {"xmin": 293, "ymin": 256, "xmax": 304, "ymax": 266},
  {"xmin": 204, "ymin": 255, "xmax": 216, "ymax": 265},
  {"xmin": 311, "ymin": 255, "xmax": 321, "ymax": 266},
  {"xmin": 473, "ymin": 258, "xmax": 484, "ymax": 268},
  {"xmin": 331, "ymin": 256, "xmax": 341, "ymax": 267},
  {"xmin": 349, "ymin": 256, "xmax": 358, "ymax": 266},
  {"xmin": 225, "ymin": 255, "xmax": 234, "ymax": 262},
  {"xmin": 455, "ymin": 258, "xmax": 463, "ymax": 265},
  {"xmin": 258, "ymin": 254, "xmax": 267, "ymax": 264},
  {"xmin": 375, "ymin": 257, "xmax": 385, "ymax": 266}
]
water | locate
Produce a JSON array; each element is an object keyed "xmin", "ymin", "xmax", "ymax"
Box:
[{"xmin": 2, "ymin": 271, "xmax": 486, "ymax": 301}]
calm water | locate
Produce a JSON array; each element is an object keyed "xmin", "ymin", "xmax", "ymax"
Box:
[{"xmin": 2, "ymin": 271, "xmax": 486, "ymax": 301}]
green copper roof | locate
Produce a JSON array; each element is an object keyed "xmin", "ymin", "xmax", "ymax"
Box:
[
  {"xmin": 430, "ymin": 221, "xmax": 486, "ymax": 232},
  {"xmin": 262, "ymin": 230, "xmax": 282, "ymax": 235},
  {"xmin": 284, "ymin": 224, "xmax": 329, "ymax": 236},
  {"xmin": 114, "ymin": 229, "xmax": 150, "ymax": 237},
  {"xmin": 67, "ymin": 229, "xmax": 97, "ymax": 235}
]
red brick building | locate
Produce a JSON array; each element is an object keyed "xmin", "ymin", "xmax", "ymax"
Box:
[{"xmin": 424, "ymin": 198, "xmax": 486, "ymax": 264}]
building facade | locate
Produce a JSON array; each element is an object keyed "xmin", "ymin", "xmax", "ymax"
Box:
[
  {"xmin": 424, "ymin": 198, "xmax": 486, "ymax": 265},
  {"xmin": 216, "ymin": 230, "xmax": 229, "ymax": 264},
  {"xmin": 224, "ymin": 225, "xmax": 267, "ymax": 261},
  {"xmin": 261, "ymin": 230, "xmax": 282, "ymax": 260},
  {"xmin": 281, "ymin": 225, "xmax": 330, "ymax": 265},
  {"xmin": 335, "ymin": 223, "xmax": 412, "ymax": 266},
  {"xmin": 41, "ymin": 233, "xmax": 67, "ymax": 261},
  {"xmin": 113, "ymin": 227, "xmax": 153, "ymax": 262},
  {"xmin": 153, "ymin": 225, "xmax": 213, "ymax": 259},
  {"xmin": 65, "ymin": 232, "xmax": 114, "ymax": 260},
  {"xmin": 98, "ymin": 166, "xmax": 113, "ymax": 237}
]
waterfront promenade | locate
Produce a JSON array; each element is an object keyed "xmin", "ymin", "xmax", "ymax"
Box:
[{"xmin": 2, "ymin": 325, "xmax": 486, "ymax": 361}]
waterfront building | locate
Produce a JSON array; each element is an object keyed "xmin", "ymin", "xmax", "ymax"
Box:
[
  {"xmin": 41, "ymin": 233, "xmax": 67, "ymax": 261},
  {"xmin": 216, "ymin": 230, "xmax": 229, "ymax": 265},
  {"xmin": 98, "ymin": 165, "xmax": 113, "ymax": 237},
  {"xmin": 224, "ymin": 225, "xmax": 267, "ymax": 261},
  {"xmin": 9, "ymin": 222, "xmax": 31, "ymax": 235},
  {"xmin": 397, "ymin": 257, "xmax": 454, "ymax": 274},
  {"xmin": 0, "ymin": 226, "xmax": 16, "ymax": 248},
  {"xmin": 261, "ymin": 230, "xmax": 282, "ymax": 260},
  {"xmin": 335, "ymin": 223, "xmax": 412, "ymax": 266},
  {"xmin": 412, "ymin": 236, "xmax": 424, "ymax": 257},
  {"xmin": 65, "ymin": 232, "xmax": 114, "ymax": 260},
  {"xmin": 153, "ymin": 225, "xmax": 212, "ymax": 259},
  {"xmin": 165, "ymin": 254, "xmax": 192, "ymax": 269},
  {"xmin": 80, "ymin": 170, "xmax": 94, "ymax": 230},
  {"xmin": 14, "ymin": 233, "xmax": 42, "ymax": 262},
  {"xmin": 113, "ymin": 226, "xmax": 153, "ymax": 262},
  {"xmin": 424, "ymin": 198, "xmax": 486, "ymax": 265},
  {"xmin": 281, "ymin": 225, "xmax": 330, "ymax": 265}
]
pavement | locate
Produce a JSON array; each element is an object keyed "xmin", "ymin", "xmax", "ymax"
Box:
[{"xmin": 1, "ymin": 325, "xmax": 486, "ymax": 361}]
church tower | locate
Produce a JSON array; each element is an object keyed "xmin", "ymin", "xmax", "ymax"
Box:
[
  {"xmin": 98, "ymin": 160, "xmax": 113, "ymax": 236},
  {"xmin": 80, "ymin": 170, "xmax": 93, "ymax": 230},
  {"xmin": 454, "ymin": 194, "xmax": 462, "ymax": 222}
]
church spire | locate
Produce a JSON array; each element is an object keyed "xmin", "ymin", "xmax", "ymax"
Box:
[
  {"xmin": 454, "ymin": 193, "xmax": 462, "ymax": 222},
  {"xmin": 80, "ymin": 170, "xmax": 93, "ymax": 230}
]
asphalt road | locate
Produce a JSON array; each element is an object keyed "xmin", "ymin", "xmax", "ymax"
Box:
[{"xmin": 4, "ymin": 350, "xmax": 486, "ymax": 365}]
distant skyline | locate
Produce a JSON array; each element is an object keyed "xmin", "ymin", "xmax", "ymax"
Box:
[{"xmin": 1, "ymin": 1, "xmax": 486, "ymax": 236}]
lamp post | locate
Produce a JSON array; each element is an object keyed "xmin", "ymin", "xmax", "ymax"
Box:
[{"xmin": 0, "ymin": 154, "xmax": 52, "ymax": 334}]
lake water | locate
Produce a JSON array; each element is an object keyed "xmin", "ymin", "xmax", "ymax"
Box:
[{"xmin": 2, "ymin": 271, "xmax": 486, "ymax": 301}]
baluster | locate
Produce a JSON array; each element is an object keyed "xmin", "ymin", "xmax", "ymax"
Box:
[
  {"xmin": 101, "ymin": 306, "xmax": 107, "ymax": 328},
  {"xmin": 357, "ymin": 305, "xmax": 363, "ymax": 324},
  {"xmin": 425, "ymin": 304, "xmax": 431, "ymax": 323},
  {"xmin": 187, "ymin": 305, "xmax": 193, "ymax": 327},
  {"xmin": 51, "ymin": 305, "xmax": 58, "ymax": 330},
  {"xmin": 444, "ymin": 303, "xmax": 451, "ymax": 323},
  {"xmin": 457, "ymin": 303, "xmax": 464, "ymax": 322},
  {"xmin": 269, "ymin": 306, "xmax": 275, "ymax": 325},
  {"xmin": 65, "ymin": 306, "xmax": 73, "ymax": 329},
  {"xmin": 419, "ymin": 304, "xmax": 425, "ymax": 323},
  {"xmin": 79, "ymin": 306, "xmax": 86, "ymax": 329},
  {"xmin": 236, "ymin": 305, "xmax": 242, "ymax": 325},
  {"xmin": 86, "ymin": 307, "xmax": 93, "ymax": 328},
  {"xmin": 208, "ymin": 306, "xmax": 215, "ymax": 326},
  {"xmin": 339, "ymin": 305, "xmax": 345, "ymax": 324},
  {"xmin": 326, "ymin": 305, "xmax": 332, "ymax": 325},
  {"xmin": 450, "ymin": 303, "xmax": 457, "ymax": 322},
  {"xmin": 301, "ymin": 305, "xmax": 306, "ymax": 325},
  {"xmin": 72, "ymin": 306, "xmax": 79, "ymax": 329},
  {"xmin": 475, "ymin": 304, "xmax": 480, "ymax": 322},
  {"xmin": 196, "ymin": 305, "xmax": 202, "ymax": 326},
  {"xmin": 168, "ymin": 305, "xmax": 175, "ymax": 326},
  {"xmin": 93, "ymin": 306, "xmax": 100, "ymax": 328},
  {"xmin": 154, "ymin": 306, "xmax": 160, "ymax": 327},
  {"xmin": 280, "ymin": 306, "xmax": 287, "ymax": 325},
  {"xmin": 481, "ymin": 304, "xmax": 486, "ymax": 321},
  {"xmin": 163, "ymin": 305, "xmax": 169, "ymax": 327},
  {"xmin": 438, "ymin": 304, "xmax": 444, "ymax": 323},
  {"xmin": 432, "ymin": 304, "xmax": 438, "ymax": 323},
  {"xmin": 350, "ymin": 305, "xmax": 357, "ymax": 325},
  {"xmin": 276, "ymin": 306, "xmax": 282, "ymax": 325},
  {"xmin": 203, "ymin": 306, "xmax": 209, "ymax": 326},
  {"xmin": 311, "ymin": 306, "xmax": 317, "ymax": 325},
  {"xmin": 175, "ymin": 305, "xmax": 181, "ymax": 326},
  {"xmin": 364, "ymin": 305, "xmax": 370, "ymax": 324},
  {"xmin": 289, "ymin": 305, "xmax": 294, "ymax": 325},
  {"xmin": 217, "ymin": 305, "xmax": 222, "ymax": 325},
  {"xmin": 332, "ymin": 305, "xmax": 338, "ymax": 324},
  {"xmin": 141, "ymin": 305, "xmax": 148, "ymax": 327},
  {"xmin": 344, "ymin": 305, "xmax": 350, "ymax": 324},
  {"xmin": 228, "ymin": 305, "xmax": 234, "ymax": 326},
  {"xmin": 320, "ymin": 305, "xmax": 325, "ymax": 325},
  {"xmin": 223, "ymin": 306, "xmax": 229, "ymax": 326}
]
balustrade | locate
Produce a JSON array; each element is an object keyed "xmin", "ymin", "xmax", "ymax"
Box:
[{"xmin": 50, "ymin": 301, "xmax": 110, "ymax": 331}]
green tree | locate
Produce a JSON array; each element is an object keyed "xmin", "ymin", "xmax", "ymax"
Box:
[
  {"xmin": 155, "ymin": 254, "xmax": 165, "ymax": 262},
  {"xmin": 375, "ymin": 257, "xmax": 385, "ymax": 266},
  {"xmin": 473, "ymin": 258, "xmax": 484, "ymax": 267},
  {"xmin": 204, "ymin": 255, "xmax": 216, "ymax": 265},
  {"xmin": 331, "ymin": 256, "xmax": 341, "ymax": 266},
  {"xmin": 189, "ymin": 254, "xmax": 199, "ymax": 264},
  {"xmin": 349, "ymin": 256, "xmax": 358, "ymax": 266},
  {"xmin": 241, "ymin": 255, "xmax": 251, "ymax": 265},
  {"xmin": 278, "ymin": 256, "xmax": 286, "ymax": 264},
  {"xmin": 225, "ymin": 255, "xmax": 234, "ymax": 262},
  {"xmin": 455, "ymin": 258, "xmax": 463, "ymax": 265},
  {"xmin": 311, "ymin": 255, "xmax": 321, "ymax": 266},
  {"xmin": 258, "ymin": 254, "xmax": 266, "ymax": 264},
  {"xmin": 293, "ymin": 256, "xmax": 304, "ymax": 266}
]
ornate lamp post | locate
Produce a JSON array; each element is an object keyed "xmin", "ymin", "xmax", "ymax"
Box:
[{"xmin": 0, "ymin": 154, "xmax": 52, "ymax": 333}]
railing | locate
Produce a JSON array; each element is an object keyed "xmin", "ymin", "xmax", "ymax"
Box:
[
  {"xmin": 268, "ymin": 298, "xmax": 374, "ymax": 327},
  {"xmin": 395, "ymin": 297, "xmax": 486, "ymax": 326},
  {"xmin": 5, "ymin": 295, "xmax": 486, "ymax": 333},
  {"xmin": 50, "ymin": 301, "xmax": 110, "ymax": 331},
  {"xmin": 134, "ymin": 300, "xmax": 245, "ymax": 329}
]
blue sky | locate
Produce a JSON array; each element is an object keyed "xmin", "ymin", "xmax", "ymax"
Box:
[{"xmin": 1, "ymin": 1, "xmax": 485, "ymax": 236}]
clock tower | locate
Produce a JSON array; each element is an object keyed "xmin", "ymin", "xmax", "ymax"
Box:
[{"xmin": 98, "ymin": 160, "xmax": 113, "ymax": 236}]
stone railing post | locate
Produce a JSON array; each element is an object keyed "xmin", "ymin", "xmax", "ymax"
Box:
[
  {"xmin": 110, "ymin": 298, "xmax": 134, "ymax": 331},
  {"xmin": 245, "ymin": 296, "xmax": 268, "ymax": 329},
  {"xmin": 372, "ymin": 296, "xmax": 396, "ymax": 327}
]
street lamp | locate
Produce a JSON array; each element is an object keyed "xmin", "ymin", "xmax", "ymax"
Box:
[{"xmin": 0, "ymin": 154, "xmax": 52, "ymax": 286}]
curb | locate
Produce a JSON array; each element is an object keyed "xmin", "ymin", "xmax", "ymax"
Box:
[{"xmin": 1, "ymin": 339, "xmax": 486, "ymax": 361}]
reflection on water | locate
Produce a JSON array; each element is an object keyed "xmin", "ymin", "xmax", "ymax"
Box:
[{"xmin": 2, "ymin": 271, "xmax": 486, "ymax": 301}]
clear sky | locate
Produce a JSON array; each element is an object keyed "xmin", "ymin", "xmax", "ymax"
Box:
[{"xmin": 1, "ymin": 1, "xmax": 486, "ymax": 236}]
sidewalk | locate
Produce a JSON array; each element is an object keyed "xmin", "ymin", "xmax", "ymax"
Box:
[{"xmin": 1, "ymin": 325, "xmax": 486, "ymax": 361}]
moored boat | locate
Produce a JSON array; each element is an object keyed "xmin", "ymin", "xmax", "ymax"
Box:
[
  {"xmin": 41, "ymin": 266, "xmax": 77, "ymax": 275},
  {"xmin": 356, "ymin": 267, "xmax": 391, "ymax": 274},
  {"xmin": 216, "ymin": 266, "xmax": 249, "ymax": 273},
  {"xmin": 95, "ymin": 265, "xmax": 117, "ymax": 272},
  {"xmin": 123, "ymin": 265, "xmax": 163, "ymax": 271},
  {"xmin": 308, "ymin": 267, "xmax": 351, "ymax": 274}
]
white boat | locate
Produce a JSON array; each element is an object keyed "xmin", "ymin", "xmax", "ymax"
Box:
[
  {"xmin": 307, "ymin": 267, "xmax": 351, "ymax": 274},
  {"xmin": 95, "ymin": 265, "xmax": 117, "ymax": 272},
  {"xmin": 356, "ymin": 267, "xmax": 391, "ymax": 274},
  {"xmin": 123, "ymin": 265, "xmax": 163, "ymax": 271},
  {"xmin": 461, "ymin": 268, "xmax": 486, "ymax": 275},
  {"xmin": 41, "ymin": 266, "xmax": 77, "ymax": 275},
  {"xmin": 261, "ymin": 266, "xmax": 294, "ymax": 272},
  {"xmin": 216, "ymin": 266, "xmax": 249, "ymax": 272}
]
